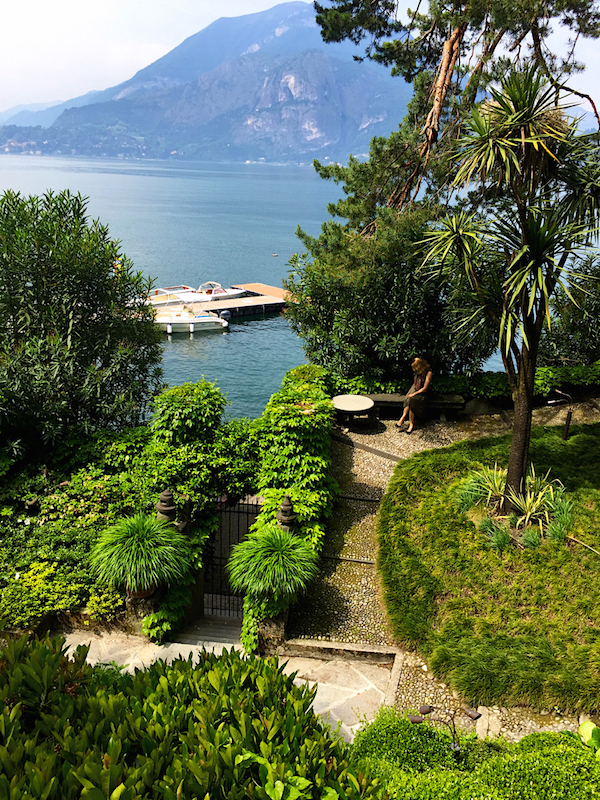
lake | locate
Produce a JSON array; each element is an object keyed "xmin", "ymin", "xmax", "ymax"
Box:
[
  {"xmin": 0, "ymin": 154, "xmax": 503, "ymax": 418},
  {"xmin": 0, "ymin": 155, "xmax": 344, "ymax": 418}
]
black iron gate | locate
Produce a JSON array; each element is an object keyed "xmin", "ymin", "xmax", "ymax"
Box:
[{"xmin": 203, "ymin": 495, "xmax": 261, "ymax": 618}]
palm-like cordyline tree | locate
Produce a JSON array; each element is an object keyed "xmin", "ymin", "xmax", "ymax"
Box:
[{"xmin": 423, "ymin": 66, "xmax": 600, "ymax": 501}]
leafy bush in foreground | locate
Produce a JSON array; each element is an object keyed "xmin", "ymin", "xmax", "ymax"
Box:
[{"xmin": 0, "ymin": 635, "xmax": 378, "ymax": 800}]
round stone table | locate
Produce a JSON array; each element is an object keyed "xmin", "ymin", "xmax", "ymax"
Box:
[
  {"xmin": 332, "ymin": 394, "xmax": 375, "ymax": 413},
  {"xmin": 332, "ymin": 394, "xmax": 375, "ymax": 426}
]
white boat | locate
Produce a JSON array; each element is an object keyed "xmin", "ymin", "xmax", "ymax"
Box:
[
  {"xmin": 149, "ymin": 282, "xmax": 245, "ymax": 307},
  {"xmin": 154, "ymin": 306, "xmax": 228, "ymax": 333}
]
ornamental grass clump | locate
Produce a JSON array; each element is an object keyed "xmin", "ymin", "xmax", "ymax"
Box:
[
  {"xmin": 91, "ymin": 514, "xmax": 191, "ymax": 595},
  {"xmin": 228, "ymin": 525, "xmax": 318, "ymax": 604},
  {"xmin": 459, "ymin": 463, "xmax": 572, "ymax": 550}
]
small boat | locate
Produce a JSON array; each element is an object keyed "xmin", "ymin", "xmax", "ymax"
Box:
[
  {"xmin": 149, "ymin": 282, "xmax": 245, "ymax": 307},
  {"xmin": 154, "ymin": 306, "xmax": 228, "ymax": 333}
]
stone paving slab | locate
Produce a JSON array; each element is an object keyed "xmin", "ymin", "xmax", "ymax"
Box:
[
  {"xmin": 63, "ymin": 631, "xmax": 242, "ymax": 673},
  {"xmin": 63, "ymin": 632, "xmax": 396, "ymax": 743},
  {"xmin": 281, "ymin": 656, "xmax": 392, "ymax": 742}
]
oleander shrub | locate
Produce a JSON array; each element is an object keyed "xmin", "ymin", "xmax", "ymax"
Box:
[{"xmin": 0, "ymin": 635, "xmax": 379, "ymax": 800}]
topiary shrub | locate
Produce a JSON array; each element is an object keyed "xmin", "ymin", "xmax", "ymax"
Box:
[
  {"xmin": 351, "ymin": 707, "xmax": 456, "ymax": 773},
  {"xmin": 90, "ymin": 514, "xmax": 191, "ymax": 594},
  {"xmin": 517, "ymin": 730, "xmax": 582, "ymax": 752},
  {"xmin": 474, "ymin": 746, "xmax": 600, "ymax": 799},
  {"xmin": 151, "ymin": 379, "xmax": 227, "ymax": 446}
]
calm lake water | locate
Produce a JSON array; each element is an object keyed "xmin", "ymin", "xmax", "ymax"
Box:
[
  {"xmin": 0, "ymin": 154, "xmax": 502, "ymax": 418},
  {"xmin": 0, "ymin": 155, "xmax": 344, "ymax": 418}
]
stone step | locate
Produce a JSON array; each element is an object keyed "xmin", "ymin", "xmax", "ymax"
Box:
[{"xmin": 174, "ymin": 615, "xmax": 242, "ymax": 646}]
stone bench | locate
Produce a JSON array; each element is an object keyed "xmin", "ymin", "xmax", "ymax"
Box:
[{"xmin": 366, "ymin": 392, "xmax": 465, "ymax": 422}]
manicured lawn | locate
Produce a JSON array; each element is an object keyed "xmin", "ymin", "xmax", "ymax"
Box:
[{"xmin": 378, "ymin": 423, "xmax": 600, "ymax": 711}]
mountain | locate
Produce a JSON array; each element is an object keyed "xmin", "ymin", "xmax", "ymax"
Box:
[
  {"xmin": 0, "ymin": 1, "xmax": 411, "ymax": 162},
  {"xmin": 2, "ymin": 92, "xmax": 103, "ymax": 128},
  {"xmin": 0, "ymin": 100, "xmax": 64, "ymax": 125}
]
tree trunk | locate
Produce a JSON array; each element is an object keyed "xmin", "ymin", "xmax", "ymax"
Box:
[
  {"xmin": 504, "ymin": 345, "xmax": 536, "ymax": 504},
  {"xmin": 506, "ymin": 383, "xmax": 533, "ymax": 498}
]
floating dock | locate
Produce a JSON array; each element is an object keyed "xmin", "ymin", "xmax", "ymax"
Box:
[{"xmin": 181, "ymin": 283, "xmax": 290, "ymax": 319}]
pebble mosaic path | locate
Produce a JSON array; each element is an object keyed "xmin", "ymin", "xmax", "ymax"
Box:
[{"xmin": 62, "ymin": 401, "xmax": 600, "ymax": 744}]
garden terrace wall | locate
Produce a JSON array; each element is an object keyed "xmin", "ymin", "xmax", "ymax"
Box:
[{"xmin": 234, "ymin": 365, "xmax": 337, "ymax": 653}]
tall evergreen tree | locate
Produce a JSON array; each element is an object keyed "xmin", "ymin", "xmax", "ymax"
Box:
[{"xmin": 315, "ymin": 0, "xmax": 600, "ymax": 211}]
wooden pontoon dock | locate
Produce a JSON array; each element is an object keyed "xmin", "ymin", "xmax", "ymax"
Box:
[{"xmin": 176, "ymin": 283, "xmax": 291, "ymax": 319}]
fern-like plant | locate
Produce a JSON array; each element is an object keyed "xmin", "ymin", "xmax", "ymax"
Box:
[
  {"xmin": 228, "ymin": 525, "xmax": 318, "ymax": 604},
  {"xmin": 457, "ymin": 465, "xmax": 507, "ymax": 512},
  {"xmin": 91, "ymin": 514, "xmax": 191, "ymax": 595},
  {"xmin": 507, "ymin": 468, "xmax": 564, "ymax": 530}
]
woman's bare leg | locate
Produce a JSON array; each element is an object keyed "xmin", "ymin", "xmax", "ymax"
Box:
[
  {"xmin": 407, "ymin": 408, "xmax": 415, "ymax": 433},
  {"xmin": 396, "ymin": 408, "xmax": 409, "ymax": 427}
]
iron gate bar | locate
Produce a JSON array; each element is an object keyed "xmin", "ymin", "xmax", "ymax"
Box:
[{"xmin": 203, "ymin": 495, "xmax": 261, "ymax": 618}]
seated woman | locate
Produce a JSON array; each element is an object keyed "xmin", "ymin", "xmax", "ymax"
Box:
[{"xmin": 396, "ymin": 358, "xmax": 433, "ymax": 434}]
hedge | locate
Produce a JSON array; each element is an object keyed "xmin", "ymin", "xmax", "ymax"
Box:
[{"xmin": 0, "ymin": 635, "xmax": 379, "ymax": 800}]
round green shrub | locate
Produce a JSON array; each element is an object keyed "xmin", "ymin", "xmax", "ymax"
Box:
[
  {"xmin": 90, "ymin": 514, "xmax": 191, "ymax": 593},
  {"xmin": 475, "ymin": 746, "xmax": 600, "ymax": 799},
  {"xmin": 351, "ymin": 707, "xmax": 456, "ymax": 772},
  {"xmin": 228, "ymin": 524, "xmax": 318, "ymax": 603},
  {"xmin": 151, "ymin": 379, "xmax": 227, "ymax": 445},
  {"xmin": 516, "ymin": 730, "xmax": 582, "ymax": 752},
  {"xmin": 458, "ymin": 736, "xmax": 510, "ymax": 771}
]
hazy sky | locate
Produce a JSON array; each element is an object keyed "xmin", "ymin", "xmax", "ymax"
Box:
[
  {"xmin": 1, "ymin": 0, "xmax": 292, "ymax": 111},
  {"xmin": 2, "ymin": 0, "xmax": 598, "ymax": 114}
]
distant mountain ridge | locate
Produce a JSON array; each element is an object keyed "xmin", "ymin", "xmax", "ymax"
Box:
[{"xmin": 1, "ymin": 1, "xmax": 411, "ymax": 162}]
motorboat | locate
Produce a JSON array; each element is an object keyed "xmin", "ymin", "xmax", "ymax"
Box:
[
  {"xmin": 149, "ymin": 282, "xmax": 246, "ymax": 307},
  {"xmin": 153, "ymin": 306, "xmax": 229, "ymax": 333}
]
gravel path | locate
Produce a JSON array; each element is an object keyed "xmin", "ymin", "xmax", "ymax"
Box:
[
  {"xmin": 287, "ymin": 438, "xmax": 396, "ymax": 645},
  {"xmin": 290, "ymin": 399, "xmax": 600, "ymax": 645},
  {"xmin": 288, "ymin": 400, "xmax": 600, "ymax": 737}
]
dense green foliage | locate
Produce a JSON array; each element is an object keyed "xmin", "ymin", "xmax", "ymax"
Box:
[
  {"xmin": 229, "ymin": 525, "xmax": 319, "ymax": 602},
  {"xmin": 232, "ymin": 366, "xmax": 338, "ymax": 651},
  {"xmin": 0, "ymin": 381, "xmax": 258, "ymax": 634},
  {"xmin": 0, "ymin": 190, "xmax": 162, "ymax": 452},
  {"xmin": 351, "ymin": 707, "xmax": 600, "ymax": 799},
  {"xmin": 539, "ymin": 256, "xmax": 600, "ymax": 368},
  {"xmin": 151, "ymin": 380, "xmax": 226, "ymax": 446},
  {"xmin": 377, "ymin": 423, "xmax": 600, "ymax": 710},
  {"xmin": 0, "ymin": 635, "xmax": 378, "ymax": 800},
  {"xmin": 352, "ymin": 708, "xmax": 457, "ymax": 773},
  {"xmin": 90, "ymin": 515, "xmax": 192, "ymax": 594},
  {"xmin": 283, "ymin": 363, "xmax": 600, "ymax": 404},
  {"xmin": 285, "ymin": 209, "xmax": 495, "ymax": 380}
]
